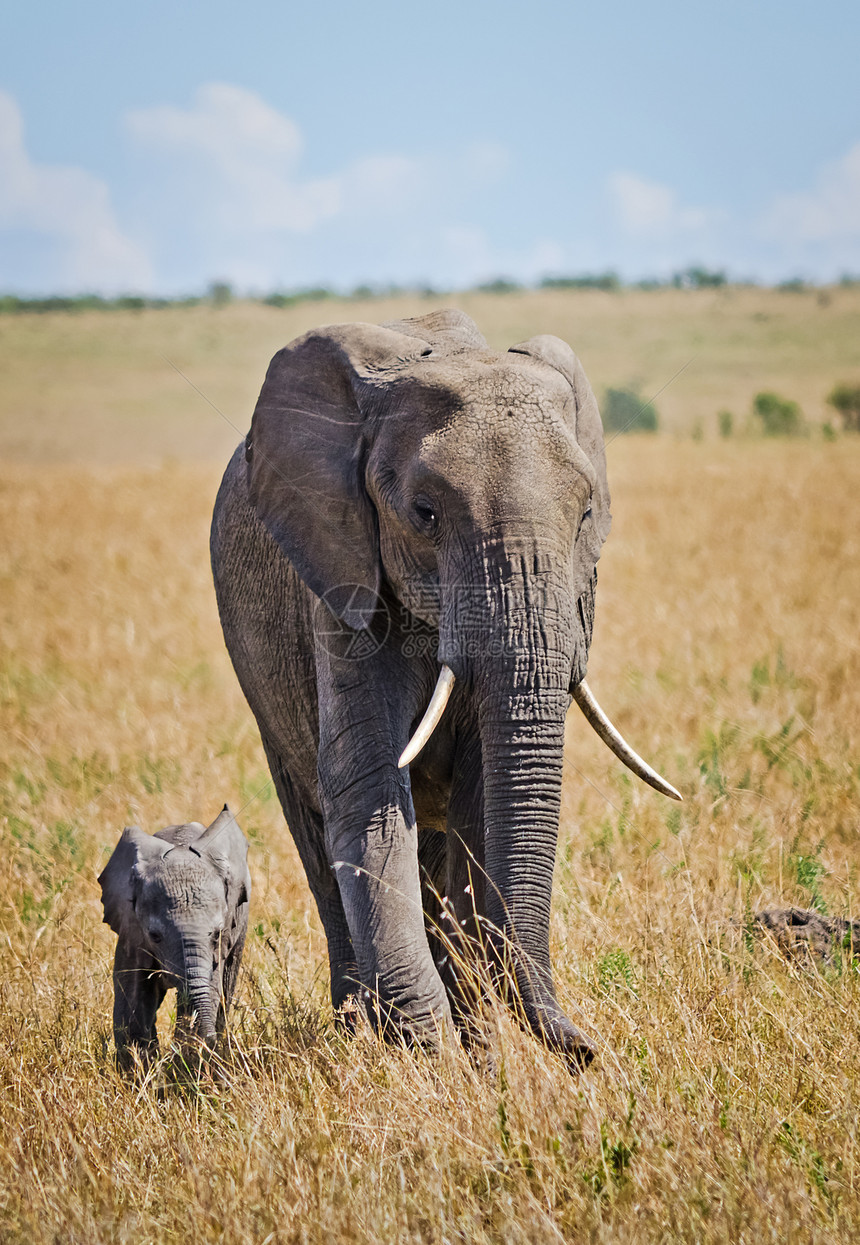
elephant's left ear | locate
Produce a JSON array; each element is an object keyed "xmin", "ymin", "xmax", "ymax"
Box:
[
  {"xmin": 508, "ymin": 335, "xmax": 611, "ymax": 543},
  {"xmin": 98, "ymin": 826, "xmax": 166, "ymax": 942},
  {"xmin": 246, "ymin": 323, "xmax": 433, "ymax": 629},
  {"xmin": 197, "ymin": 807, "xmax": 251, "ymax": 910}
]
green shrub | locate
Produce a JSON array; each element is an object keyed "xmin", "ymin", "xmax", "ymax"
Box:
[
  {"xmin": 718, "ymin": 409, "xmax": 734, "ymax": 438},
  {"xmin": 672, "ymin": 266, "xmax": 727, "ymax": 289},
  {"xmin": 207, "ymin": 281, "xmax": 233, "ymax": 306},
  {"xmin": 602, "ymin": 386, "xmax": 659, "ymax": 434},
  {"xmin": 261, "ymin": 292, "xmax": 297, "ymax": 308},
  {"xmin": 475, "ymin": 277, "xmax": 521, "ymax": 294},
  {"xmin": 540, "ymin": 272, "xmax": 621, "ymax": 292},
  {"xmin": 261, "ymin": 287, "xmax": 334, "ymax": 308},
  {"xmin": 826, "ymin": 382, "xmax": 860, "ymax": 432},
  {"xmin": 752, "ymin": 391, "xmax": 804, "ymax": 437}
]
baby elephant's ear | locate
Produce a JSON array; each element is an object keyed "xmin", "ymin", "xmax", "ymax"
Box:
[
  {"xmin": 98, "ymin": 826, "xmax": 166, "ymax": 941},
  {"xmin": 197, "ymin": 807, "xmax": 251, "ymax": 908}
]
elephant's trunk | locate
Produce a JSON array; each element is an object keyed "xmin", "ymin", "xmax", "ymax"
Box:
[
  {"xmin": 447, "ymin": 544, "xmax": 596, "ymax": 1067},
  {"xmin": 479, "ymin": 695, "xmax": 594, "ymax": 1065}
]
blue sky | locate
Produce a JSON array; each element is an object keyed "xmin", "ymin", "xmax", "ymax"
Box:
[{"xmin": 2, "ymin": 0, "xmax": 859, "ymax": 294}]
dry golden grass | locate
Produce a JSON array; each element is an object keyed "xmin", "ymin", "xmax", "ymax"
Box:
[{"xmin": 2, "ymin": 293, "xmax": 860, "ymax": 1241}]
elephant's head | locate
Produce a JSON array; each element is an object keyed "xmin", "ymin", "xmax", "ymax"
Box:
[
  {"xmin": 99, "ymin": 808, "xmax": 250, "ymax": 1046},
  {"xmin": 245, "ymin": 309, "xmax": 677, "ymax": 1058},
  {"xmin": 247, "ymin": 309, "xmax": 676, "ymax": 775}
]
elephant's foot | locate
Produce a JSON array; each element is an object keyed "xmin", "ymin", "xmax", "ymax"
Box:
[
  {"xmin": 333, "ymin": 983, "xmax": 452, "ymax": 1051},
  {"xmin": 168, "ymin": 1015, "xmax": 222, "ymax": 1082},
  {"xmin": 114, "ymin": 1036, "xmax": 160, "ymax": 1079},
  {"xmin": 435, "ymin": 952, "xmax": 498, "ymax": 1064},
  {"xmin": 333, "ymin": 992, "xmax": 364, "ymax": 1034},
  {"xmin": 354, "ymin": 981, "xmax": 452, "ymax": 1051},
  {"xmin": 452, "ymin": 1011, "xmax": 498, "ymax": 1076}
]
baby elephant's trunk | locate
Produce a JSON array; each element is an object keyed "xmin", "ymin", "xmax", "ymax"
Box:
[{"xmin": 178, "ymin": 957, "xmax": 221, "ymax": 1047}]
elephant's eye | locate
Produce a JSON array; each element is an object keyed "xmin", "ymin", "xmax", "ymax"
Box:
[
  {"xmin": 412, "ymin": 498, "xmax": 438, "ymax": 536},
  {"xmin": 149, "ymin": 929, "xmax": 163, "ymax": 944}
]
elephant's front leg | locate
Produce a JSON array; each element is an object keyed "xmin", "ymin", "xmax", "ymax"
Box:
[
  {"xmin": 316, "ymin": 644, "xmax": 452, "ymax": 1045},
  {"xmin": 112, "ymin": 942, "xmax": 166, "ymax": 1074}
]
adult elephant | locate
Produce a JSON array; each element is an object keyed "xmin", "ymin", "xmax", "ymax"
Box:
[{"xmin": 210, "ymin": 309, "xmax": 679, "ymax": 1068}]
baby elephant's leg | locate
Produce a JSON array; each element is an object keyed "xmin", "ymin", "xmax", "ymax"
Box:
[{"xmin": 112, "ymin": 942, "xmax": 165, "ymax": 1074}]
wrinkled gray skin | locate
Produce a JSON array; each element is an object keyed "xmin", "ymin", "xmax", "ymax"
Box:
[
  {"xmin": 210, "ymin": 310, "xmax": 612, "ymax": 1068},
  {"xmin": 98, "ymin": 807, "xmax": 250, "ymax": 1073}
]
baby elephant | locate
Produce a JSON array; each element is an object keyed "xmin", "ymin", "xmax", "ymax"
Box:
[{"xmin": 98, "ymin": 806, "xmax": 250, "ymax": 1073}]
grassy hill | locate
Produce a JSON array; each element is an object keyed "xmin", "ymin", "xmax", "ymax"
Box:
[{"xmin": 1, "ymin": 285, "xmax": 858, "ymax": 462}]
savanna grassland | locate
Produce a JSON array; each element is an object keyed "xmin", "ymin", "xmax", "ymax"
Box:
[{"xmin": 1, "ymin": 288, "xmax": 860, "ymax": 1243}]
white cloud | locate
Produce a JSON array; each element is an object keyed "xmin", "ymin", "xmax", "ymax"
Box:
[
  {"xmin": 126, "ymin": 83, "xmax": 341, "ymax": 235},
  {"xmin": 126, "ymin": 87, "xmax": 512, "ymax": 236},
  {"xmin": 763, "ymin": 143, "xmax": 860, "ymax": 243},
  {"xmin": 441, "ymin": 224, "xmax": 489, "ymax": 259},
  {"xmin": 335, "ymin": 143, "xmax": 510, "ymax": 225},
  {"xmin": 338, "ymin": 153, "xmax": 427, "ymax": 215},
  {"xmin": 0, "ymin": 83, "xmax": 529, "ymax": 294},
  {"xmin": 0, "ymin": 90, "xmax": 152, "ymax": 292},
  {"xmin": 127, "ymin": 82, "xmax": 304, "ymax": 167},
  {"xmin": 122, "ymin": 83, "xmax": 517, "ymax": 291},
  {"xmin": 609, "ymin": 171, "xmax": 712, "ymax": 237},
  {"xmin": 606, "ymin": 151, "xmax": 860, "ymax": 281},
  {"xmin": 4, "ymin": 78, "xmax": 860, "ymax": 295}
]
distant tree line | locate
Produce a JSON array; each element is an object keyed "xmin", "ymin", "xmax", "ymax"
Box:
[{"xmin": 3, "ymin": 271, "xmax": 860, "ymax": 315}]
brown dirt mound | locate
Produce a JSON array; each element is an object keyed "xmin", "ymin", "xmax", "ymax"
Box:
[{"xmin": 753, "ymin": 907, "xmax": 860, "ymax": 963}]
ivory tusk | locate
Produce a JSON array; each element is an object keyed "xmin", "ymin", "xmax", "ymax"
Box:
[
  {"xmin": 571, "ymin": 680, "xmax": 682, "ymax": 801},
  {"xmin": 398, "ymin": 666, "xmax": 456, "ymax": 768}
]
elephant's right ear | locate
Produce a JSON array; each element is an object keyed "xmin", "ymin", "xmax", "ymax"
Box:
[
  {"xmin": 197, "ymin": 806, "xmax": 251, "ymax": 912},
  {"xmin": 508, "ymin": 334, "xmax": 611, "ymax": 545},
  {"xmin": 97, "ymin": 826, "xmax": 165, "ymax": 942},
  {"xmin": 246, "ymin": 323, "xmax": 430, "ymax": 629}
]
